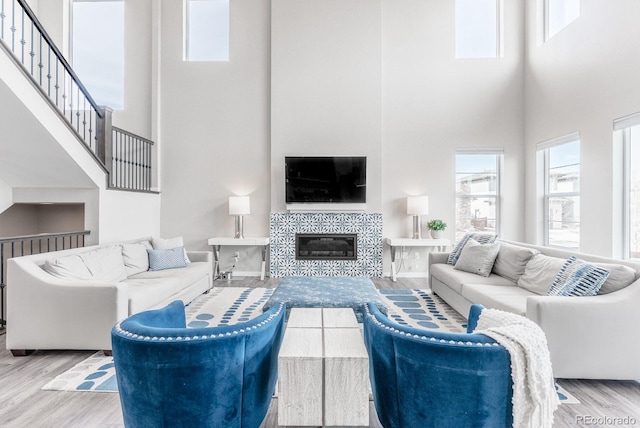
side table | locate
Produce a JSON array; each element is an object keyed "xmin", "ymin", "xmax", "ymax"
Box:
[
  {"xmin": 207, "ymin": 237, "xmax": 269, "ymax": 280},
  {"xmin": 386, "ymin": 237, "xmax": 451, "ymax": 282}
]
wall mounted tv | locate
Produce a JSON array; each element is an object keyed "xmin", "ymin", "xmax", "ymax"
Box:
[{"xmin": 285, "ymin": 156, "xmax": 367, "ymax": 204}]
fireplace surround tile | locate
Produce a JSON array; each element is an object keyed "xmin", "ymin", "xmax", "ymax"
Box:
[{"xmin": 270, "ymin": 212, "xmax": 383, "ymax": 277}]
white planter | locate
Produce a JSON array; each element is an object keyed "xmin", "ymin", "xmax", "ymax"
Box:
[{"xmin": 430, "ymin": 230, "xmax": 444, "ymax": 239}]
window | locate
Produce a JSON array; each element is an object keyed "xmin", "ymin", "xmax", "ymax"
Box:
[
  {"xmin": 184, "ymin": 0, "xmax": 229, "ymax": 61},
  {"xmin": 455, "ymin": 150, "xmax": 502, "ymax": 242},
  {"xmin": 72, "ymin": 0, "xmax": 124, "ymax": 109},
  {"xmin": 545, "ymin": 0, "xmax": 580, "ymax": 40},
  {"xmin": 455, "ymin": 0, "xmax": 501, "ymax": 59},
  {"xmin": 539, "ymin": 135, "xmax": 580, "ymax": 249},
  {"xmin": 615, "ymin": 113, "xmax": 640, "ymax": 259}
]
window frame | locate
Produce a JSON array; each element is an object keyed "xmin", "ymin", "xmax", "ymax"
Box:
[
  {"xmin": 70, "ymin": 0, "xmax": 125, "ymax": 110},
  {"xmin": 454, "ymin": 149, "xmax": 503, "ymax": 242},
  {"xmin": 539, "ymin": 133, "xmax": 581, "ymax": 249},
  {"xmin": 183, "ymin": 0, "xmax": 230, "ymax": 62},
  {"xmin": 543, "ymin": 0, "xmax": 580, "ymax": 41},
  {"xmin": 615, "ymin": 112, "xmax": 640, "ymax": 259},
  {"xmin": 454, "ymin": 0, "xmax": 503, "ymax": 59}
]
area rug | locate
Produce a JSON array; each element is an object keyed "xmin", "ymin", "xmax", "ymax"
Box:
[{"xmin": 41, "ymin": 287, "xmax": 579, "ymax": 404}]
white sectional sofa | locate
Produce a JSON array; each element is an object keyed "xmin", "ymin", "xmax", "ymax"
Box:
[
  {"xmin": 6, "ymin": 237, "xmax": 212, "ymax": 354},
  {"xmin": 429, "ymin": 239, "xmax": 640, "ymax": 380}
]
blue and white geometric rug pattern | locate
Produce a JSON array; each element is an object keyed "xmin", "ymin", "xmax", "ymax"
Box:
[{"xmin": 41, "ymin": 287, "xmax": 579, "ymax": 404}]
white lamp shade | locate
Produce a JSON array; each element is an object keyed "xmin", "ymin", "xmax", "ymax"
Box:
[
  {"xmin": 407, "ymin": 196, "xmax": 429, "ymax": 215},
  {"xmin": 229, "ymin": 196, "xmax": 250, "ymax": 215}
]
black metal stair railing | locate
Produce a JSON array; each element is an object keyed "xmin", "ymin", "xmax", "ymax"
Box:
[
  {"xmin": 111, "ymin": 127, "xmax": 155, "ymax": 192},
  {"xmin": 0, "ymin": 230, "xmax": 90, "ymax": 330},
  {"xmin": 0, "ymin": 0, "xmax": 156, "ymax": 192}
]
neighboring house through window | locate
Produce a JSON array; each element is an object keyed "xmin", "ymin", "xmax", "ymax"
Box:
[
  {"xmin": 72, "ymin": 0, "xmax": 124, "ymax": 109},
  {"xmin": 184, "ymin": 0, "xmax": 229, "ymax": 61},
  {"xmin": 538, "ymin": 133, "xmax": 580, "ymax": 249},
  {"xmin": 455, "ymin": 0, "xmax": 502, "ymax": 59},
  {"xmin": 455, "ymin": 150, "xmax": 502, "ymax": 242}
]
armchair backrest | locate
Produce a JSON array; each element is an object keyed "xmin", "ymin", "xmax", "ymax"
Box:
[
  {"xmin": 112, "ymin": 300, "xmax": 286, "ymax": 428},
  {"xmin": 363, "ymin": 303, "xmax": 513, "ymax": 428}
]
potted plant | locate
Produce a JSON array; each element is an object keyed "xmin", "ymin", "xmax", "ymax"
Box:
[{"xmin": 427, "ymin": 219, "xmax": 447, "ymax": 239}]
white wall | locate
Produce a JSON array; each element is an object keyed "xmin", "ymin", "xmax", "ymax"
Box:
[
  {"xmin": 524, "ymin": 0, "xmax": 640, "ymax": 257},
  {"xmin": 158, "ymin": 0, "xmax": 271, "ymax": 269},
  {"xmin": 271, "ymin": 0, "xmax": 383, "ymax": 212},
  {"xmin": 99, "ymin": 190, "xmax": 160, "ymax": 243},
  {"xmin": 380, "ymin": 0, "xmax": 526, "ymax": 274}
]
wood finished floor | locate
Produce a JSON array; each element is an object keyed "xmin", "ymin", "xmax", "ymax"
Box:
[{"xmin": 1, "ymin": 277, "xmax": 639, "ymax": 427}]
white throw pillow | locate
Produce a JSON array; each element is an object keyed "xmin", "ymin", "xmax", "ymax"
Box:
[
  {"xmin": 80, "ymin": 245, "xmax": 128, "ymax": 282},
  {"xmin": 517, "ymin": 254, "xmax": 565, "ymax": 295},
  {"xmin": 491, "ymin": 242, "xmax": 539, "ymax": 282},
  {"xmin": 152, "ymin": 236, "xmax": 191, "ymax": 264},
  {"xmin": 122, "ymin": 241, "xmax": 152, "ymax": 277},
  {"xmin": 453, "ymin": 239, "xmax": 501, "ymax": 277},
  {"xmin": 44, "ymin": 254, "xmax": 93, "ymax": 280}
]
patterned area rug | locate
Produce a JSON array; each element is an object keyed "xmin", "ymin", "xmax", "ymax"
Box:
[{"xmin": 41, "ymin": 287, "xmax": 579, "ymax": 404}]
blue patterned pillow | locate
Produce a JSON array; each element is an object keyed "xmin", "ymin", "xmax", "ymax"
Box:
[
  {"xmin": 147, "ymin": 247, "xmax": 187, "ymax": 271},
  {"xmin": 547, "ymin": 256, "xmax": 610, "ymax": 297},
  {"xmin": 447, "ymin": 233, "xmax": 498, "ymax": 265}
]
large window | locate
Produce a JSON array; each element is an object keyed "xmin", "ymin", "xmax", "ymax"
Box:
[
  {"xmin": 545, "ymin": 0, "xmax": 580, "ymax": 40},
  {"xmin": 72, "ymin": 0, "xmax": 124, "ymax": 109},
  {"xmin": 455, "ymin": 0, "xmax": 501, "ymax": 59},
  {"xmin": 184, "ymin": 0, "xmax": 229, "ymax": 61},
  {"xmin": 455, "ymin": 150, "xmax": 502, "ymax": 242},
  {"xmin": 540, "ymin": 135, "xmax": 580, "ymax": 249},
  {"xmin": 616, "ymin": 114, "xmax": 640, "ymax": 259}
]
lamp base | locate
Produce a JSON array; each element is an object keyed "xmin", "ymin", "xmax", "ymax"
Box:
[
  {"xmin": 412, "ymin": 215, "xmax": 422, "ymax": 239},
  {"xmin": 234, "ymin": 216, "xmax": 244, "ymax": 239}
]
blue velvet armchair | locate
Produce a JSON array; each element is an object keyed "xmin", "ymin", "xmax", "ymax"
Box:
[
  {"xmin": 111, "ymin": 300, "xmax": 286, "ymax": 428},
  {"xmin": 363, "ymin": 303, "xmax": 513, "ymax": 428}
]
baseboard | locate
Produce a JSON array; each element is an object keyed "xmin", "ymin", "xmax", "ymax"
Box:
[
  {"xmin": 230, "ymin": 270, "xmax": 263, "ymax": 278},
  {"xmin": 394, "ymin": 271, "xmax": 429, "ymax": 278}
]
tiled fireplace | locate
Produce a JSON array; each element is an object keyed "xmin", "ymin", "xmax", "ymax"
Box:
[{"xmin": 270, "ymin": 212, "xmax": 383, "ymax": 277}]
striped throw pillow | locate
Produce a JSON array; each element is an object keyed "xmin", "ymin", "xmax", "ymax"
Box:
[
  {"xmin": 447, "ymin": 233, "xmax": 498, "ymax": 265},
  {"xmin": 547, "ymin": 256, "xmax": 610, "ymax": 297}
]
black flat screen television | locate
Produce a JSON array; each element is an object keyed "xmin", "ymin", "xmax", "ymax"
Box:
[{"xmin": 285, "ymin": 156, "xmax": 367, "ymax": 204}]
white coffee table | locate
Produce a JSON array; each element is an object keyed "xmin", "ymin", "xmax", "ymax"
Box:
[{"xmin": 278, "ymin": 308, "xmax": 369, "ymax": 427}]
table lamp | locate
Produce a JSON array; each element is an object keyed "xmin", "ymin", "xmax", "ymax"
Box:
[
  {"xmin": 229, "ymin": 196, "xmax": 250, "ymax": 239},
  {"xmin": 407, "ymin": 196, "xmax": 429, "ymax": 239}
]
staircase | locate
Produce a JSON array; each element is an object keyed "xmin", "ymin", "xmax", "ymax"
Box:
[{"xmin": 0, "ymin": 0, "xmax": 162, "ymax": 328}]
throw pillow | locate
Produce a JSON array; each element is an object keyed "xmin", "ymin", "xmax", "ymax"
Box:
[
  {"xmin": 122, "ymin": 241, "xmax": 152, "ymax": 277},
  {"xmin": 453, "ymin": 239, "xmax": 501, "ymax": 277},
  {"xmin": 517, "ymin": 254, "xmax": 566, "ymax": 295},
  {"xmin": 80, "ymin": 245, "xmax": 128, "ymax": 282},
  {"xmin": 447, "ymin": 233, "xmax": 497, "ymax": 265},
  {"xmin": 547, "ymin": 256, "xmax": 611, "ymax": 297},
  {"xmin": 44, "ymin": 254, "xmax": 93, "ymax": 280},
  {"xmin": 491, "ymin": 242, "xmax": 539, "ymax": 283},
  {"xmin": 147, "ymin": 247, "xmax": 188, "ymax": 271},
  {"xmin": 152, "ymin": 236, "xmax": 191, "ymax": 264},
  {"xmin": 593, "ymin": 262, "xmax": 637, "ymax": 295}
]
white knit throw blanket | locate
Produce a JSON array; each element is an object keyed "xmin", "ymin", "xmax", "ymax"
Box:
[{"xmin": 475, "ymin": 308, "xmax": 559, "ymax": 428}]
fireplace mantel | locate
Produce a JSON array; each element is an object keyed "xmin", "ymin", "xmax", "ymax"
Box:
[{"xmin": 270, "ymin": 212, "xmax": 382, "ymax": 277}]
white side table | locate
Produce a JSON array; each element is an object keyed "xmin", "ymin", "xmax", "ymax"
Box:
[
  {"xmin": 207, "ymin": 237, "xmax": 269, "ymax": 280},
  {"xmin": 386, "ymin": 237, "xmax": 452, "ymax": 282}
]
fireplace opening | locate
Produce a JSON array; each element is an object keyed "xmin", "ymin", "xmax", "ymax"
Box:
[{"xmin": 296, "ymin": 233, "xmax": 357, "ymax": 260}]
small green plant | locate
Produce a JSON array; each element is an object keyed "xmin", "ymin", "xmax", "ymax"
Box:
[{"xmin": 427, "ymin": 219, "xmax": 447, "ymax": 231}]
